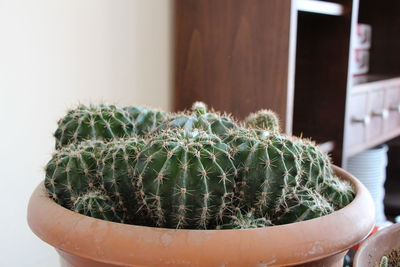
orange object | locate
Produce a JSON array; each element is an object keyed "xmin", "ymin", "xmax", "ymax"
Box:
[
  {"xmin": 351, "ymin": 225, "xmax": 379, "ymax": 251},
  {"xmin": 27, "ymin": 166, "xmax": 375, "ymax": 266}
]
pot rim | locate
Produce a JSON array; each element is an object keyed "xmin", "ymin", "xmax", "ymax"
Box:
[
  {"xmin": 353, "ymin": 222, "xmax": 400, "ymax": 266},
  {"xmin": 27, "ymin": 165, "xmax": 375, "ymax": 266}
]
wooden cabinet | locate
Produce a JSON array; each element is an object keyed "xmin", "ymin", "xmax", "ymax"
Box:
[
  {"xmin": 344, "ymin": 78, "xmax": 400, "ymax": 157},
  {"xmin": 174, "ymin": 0, "xmax": 400, "ymax": 166}
]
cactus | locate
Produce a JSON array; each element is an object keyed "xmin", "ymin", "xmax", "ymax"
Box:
[
  {"xmin": 223, "ymin": 129, "xmax": 344, "ymax": 221},
  {"xmin": 379, "ymin": 256, "xmax": 388, "ymax": 267},
  {"xmin": 273, "ymin": 187, "xmax": 334, "ymax": 225},
  {"xmin": 154, "ymin": 101, "xmax": 239, "ymax": 139},
  {"xmin": 224, "ymin": 129, "xmax": 303, "ymax": 217},
  {"xmin": 218, "ymin": 211, "xmax": 271, "ymax": 229},
  {"xmin": 54, "ymin": 104, "xmax": 135, "ymax": 148},
  {"xmin": 97, "ymin": 137, "xmax": 146, "ymax": 217},
  {"xmin": 45, "ymin": 137, "xmax": 145, "ymax": 213},
  {"xmin": 45, "ymin": 140, "xmax": 105, "ymax": 209},
  {"xmin": 318, "ymin": 176, "xmax": 354, "ymax": 210},
  {"xmin": 73, "ymin": 191, "xmax": 124, "ymax": 223},
  {"xmin": 245, "ymin": 109, "xmax": 281, "ymax": 133},
  {"xmin": 133, "ymin": 129, "xmax": 237, "ymax": 229},
  {"xmin": 293, "ymin": 138, "xmax": 333, "ymax": 189},
  {"xmin": 46, "ymin": 102, "xmax": 356, "ymax": 228},
  {"xmin": 124, "ymin": 106, "xmax": 168, "ymax": 136}
]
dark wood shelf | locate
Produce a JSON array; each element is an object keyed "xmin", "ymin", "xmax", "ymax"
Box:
[{"xmin": 297, "ymin": 0, "xmax": 345, "ymax": 16}]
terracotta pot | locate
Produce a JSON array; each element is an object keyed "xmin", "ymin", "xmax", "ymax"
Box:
[
  {"xmin": 28, "ymin": 166, "xmax": 375, "ymax": 267},
  {"xmin": 353, "ymin": 223, "xmax": 400, "ymax": 266}
]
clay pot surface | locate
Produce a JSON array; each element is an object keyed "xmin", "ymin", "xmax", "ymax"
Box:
[
  {"xmin": 28, "ymin": 166, "xmax": 375, "ymax": 267},
  {"xmin": 353, "ymin": 222, "xmax": 400, "ymax": 267}
]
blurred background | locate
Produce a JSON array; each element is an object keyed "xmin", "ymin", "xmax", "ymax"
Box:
[
  {"xmin": 1, "ymin": 0, "xmax": 400, "ymax": 266},
  {"xmin": 0, "ymin": 1, "xmax": 172, "ymax": 266}
]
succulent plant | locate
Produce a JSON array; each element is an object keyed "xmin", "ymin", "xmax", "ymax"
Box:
[
  {"xmin": 45, "ymin": 140, "xmax": 105, "ymax": 208},
  {"xmin": 97, "ymin": 137, "xmax": 146, "ymax": 217},
  {"xmin": 73, "ymin": 191, "xmax": 124, "ymax": 223},
  {"xmin": 223, "ymin": 128, "xmax": 346, "ymax": 224},
  {"xmin": 224, "ymin": 129, "xmax": 304, "ymax": 217},
  {"xmin": 45, "ymin": 137, "xmax": 145, "ymax": 214},
  {"xmin": 244, "ymin": 109, "xmax": 281, "ymax": 133},
  {"xmin": 54, "ymin": 104, "xmax": 135, "ymax": 148},
  {"xmin": 154, "ymin": 101, "xmax": 239, "ymax": 139},
  {"xmin": 133, "ymin": 129, "xmax": 237, "ymax": 229},
  {"xmin": 124, "ymin": 106, "xmax": 168, "ymax": 136},
  {"xmin": 272, "ymin": 187, "xmax": 334, "ymax": 225},
  {"xmin": 46, "ymin": 102, "xmax": 356, "ymax": 229},
  {"xmin": 318, "ymin": 175, "xmax": 354, "ymax": 210}
]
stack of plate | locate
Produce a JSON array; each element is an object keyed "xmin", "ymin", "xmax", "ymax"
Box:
[{"xmin": 347, "ymin": 145, "xmax": 389, "ymax": 226}]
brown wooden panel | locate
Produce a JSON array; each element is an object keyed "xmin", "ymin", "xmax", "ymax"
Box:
[
  {"xmin": 292, "ymin": 11, "xmax": 353, "ymax": 164},
  {"xmin": 174, "ymin": 0, "xmax": 293, "ymax": 126}
]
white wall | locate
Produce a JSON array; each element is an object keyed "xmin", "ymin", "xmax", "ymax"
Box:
[{"xmin": 0, "ymin": 1, "xmax": 172, "ymax": 266}]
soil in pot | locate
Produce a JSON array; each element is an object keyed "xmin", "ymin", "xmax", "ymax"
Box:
[{"xmin": 375, "ymin": 248, "xmax": 400, "ymax": 267}]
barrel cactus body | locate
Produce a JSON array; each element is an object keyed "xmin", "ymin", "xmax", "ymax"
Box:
[
  {"xmin": 124, "ymin": 106, "xmax": 168, "ymax": 136},
  {"xmin": 98, "ymin": 137, "xmax": 146, "ymax": 217},
  {"xmin": 73, "ymin": 191, "xmax": 124, "ymax": 223},
  {"xmin": 294, "ymin": 138, "xmax": 333, "ymax": 189},
  {"xmin": 244, "ymin": 109, "xmax": 281, "ymax": 133},
  {"xmin": 45, "ymin": 140, "xmax": 105, "ymax": 208},
  {"xmin": 154, "ymin": 102, "xmax": 239, "ymax": 139},
  {"xmin": 319, "ymin": 175, "xmax": 354, "ymax": 210},
  {"xmin": 225, "ymin": 130, "xmax": 303, "ymax": 217},
  {"xmin": 134, "ymin": 129, "xmax": 237, "ymax": 229},
  {"xmin": 54, "ymin": 104, "xmax": 135, "ymax": 148},
  {"xmin": 272, "ymin": 187, "xmax": 334, "ymax": 225}
]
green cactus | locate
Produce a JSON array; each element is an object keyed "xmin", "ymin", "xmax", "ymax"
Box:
[
  {"xmin": 272, "ymin": 187, "xmax": 334, "ymax": 225},
  {"xmin": 319, "ymin": 175, "xmax": 355, "ymax": 210},
  {"xmin": 293, "ymin": 138, "xmax": 333, "ymax": 189},
  {"xmin": 218, "ymin": 211, "xmax": 271, "ymax": 229},
  {"xmin": 154, "ymin": 101, "xmax": 239, "ymax": 139},
  {"xmin": 73, "ymin": 191, "xmax": 124, "ymax": 223},
  {"xmin": 54, "ymin": 104, "xmax": 135, "ymax": 148},
  {"xmin": 133, "ymin": 129, "xmax": 237, "ymax": 229},
  {"xmin": 224, "ymin": 129, "xmax": 344, "ymax": 220},
  {"xmin": 45, "ymin": 137, "xmax": 145, "ymax": 213},
  {"xmin": 97, "ymin": 137, "xmax": 146, "ymax": 217},
  {"xmin": 45, "ymin": 140, "xmax": 105, "ymax": 209},
  {"xmin": 245, "ymin": 109, "xmax": 281, "ymax": 133},
  {"xmin": 46, "ymin": 101, "xmax": 356, "ymax": 228},
  {"xmin": 379, "ymin": 256, "xmax": 388, "ymax": 267},
  {"xmin": 124, "ymin": 106, "xmax": 168, "ymax": 136},
  {"xmin": 224, "ymin": 130, "xmax": 303, "ymax": 217}
]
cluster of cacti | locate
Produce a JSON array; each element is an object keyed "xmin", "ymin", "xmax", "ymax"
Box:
[{"xmin": 45, "ymin": 101, "xmax": 355, "ymax": 229}]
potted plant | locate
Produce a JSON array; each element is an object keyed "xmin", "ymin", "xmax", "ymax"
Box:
[
  {"xmin": 353, "ymin": 223, "xmax": 400, "ymax": 267},
  {"xmin": 28, "ymin": 102, "xmax": 375, "ymax": 266}
]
